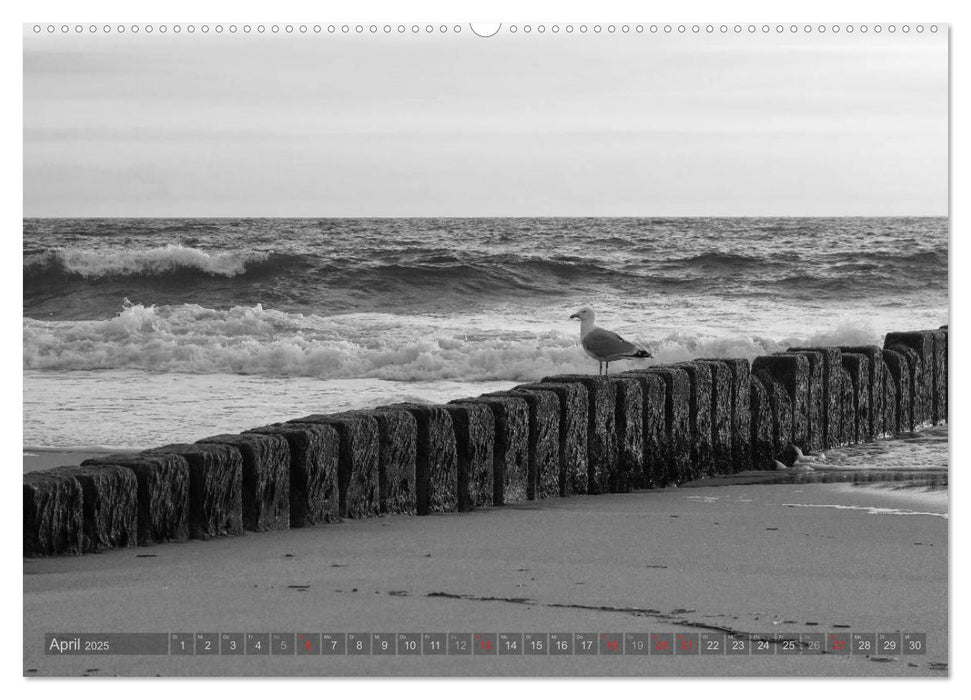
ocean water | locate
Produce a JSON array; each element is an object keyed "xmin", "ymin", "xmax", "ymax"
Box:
[{"xmin": 23, "ymin": 217, "xmax": 948, "ymax": 451}]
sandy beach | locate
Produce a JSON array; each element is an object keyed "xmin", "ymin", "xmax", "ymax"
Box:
[{"xmin": 23, "ymin": 477, "xmax": 947, "ymax": 677}]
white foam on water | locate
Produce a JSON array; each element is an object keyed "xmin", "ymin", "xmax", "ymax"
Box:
[
  {"xmin": 23, "ymin": 301, "xmax": 909, "ymax": 382},
  {"xmin": 815, "ymin": 427, "xmax": 949, "ymax": 472},
  {"xmin": 25, "ymin": 244, "xmax": 269, "ymax": 278},
  {"xmin": 779, "ymin": 502, "xmax": 947, "ymax": 519}
]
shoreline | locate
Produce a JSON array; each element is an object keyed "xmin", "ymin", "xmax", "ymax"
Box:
[{"xmin": 24, "ymin": 481, "xmax": 948, "ymax": 677}]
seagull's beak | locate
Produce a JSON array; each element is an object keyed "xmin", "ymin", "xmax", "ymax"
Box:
[{"xmin": 569, "ymin": 313, "xmax": 578, "ymax": 320}]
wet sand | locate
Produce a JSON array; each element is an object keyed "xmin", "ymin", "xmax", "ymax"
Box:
[{"xmin": 23, "ymin": 479, "xmax": 948, "ymax": 677}]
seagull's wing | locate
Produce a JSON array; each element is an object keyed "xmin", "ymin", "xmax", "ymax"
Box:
[{"xmin": 581, "ymin": 326, "xmax": 641, "ymax": 360}]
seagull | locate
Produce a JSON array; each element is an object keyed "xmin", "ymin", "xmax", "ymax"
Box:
[{"xmin": 569, "ymin": 307, "xmax": 651, "ymax": 376}]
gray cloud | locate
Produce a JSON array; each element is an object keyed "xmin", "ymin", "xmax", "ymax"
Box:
[{"xmin": 23, "ymin": 30, "xmax": 948, "ymax": 216}]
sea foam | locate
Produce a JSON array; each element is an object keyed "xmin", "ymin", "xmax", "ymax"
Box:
[
  {"xmin": 23, "ymin": 244, "xmax": 270, "ymax": 278},
  {"xmin": 23, "ymin": 301, "xmax": 887, "ymax": 382}
]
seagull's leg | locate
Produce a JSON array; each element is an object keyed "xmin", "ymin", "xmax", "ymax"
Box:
[
  {"xmin": 605, "ymin": 361, "xmax": 610, "ymax": 377},
  {"xmin": 598, "ymin": 361, "xmax": 603, "ymax": 376}
]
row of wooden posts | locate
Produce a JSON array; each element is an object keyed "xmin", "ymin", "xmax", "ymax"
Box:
[{"xmin": 24, "ymin": 327, "xmax": 947, "ymax": 557}]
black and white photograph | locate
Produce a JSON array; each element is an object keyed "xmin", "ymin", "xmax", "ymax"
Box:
[{"xmin": 20, "ymin": 16, "xmax": 949, "ymax": 679}]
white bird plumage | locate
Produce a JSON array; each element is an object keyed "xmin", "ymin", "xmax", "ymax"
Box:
[{"xmin": 569, "ymin": 307, "xmax": 652, "ymax": 376}]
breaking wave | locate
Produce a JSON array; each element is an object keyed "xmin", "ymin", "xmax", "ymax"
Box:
[
  {"xmin": 23, "ymin": 245, "xmax": 275, "ymax": 279},
  {"xmin": 22, "ymin": 300, "xmax": 886, "ymax": 382}
]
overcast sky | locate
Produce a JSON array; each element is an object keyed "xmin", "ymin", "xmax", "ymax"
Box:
[{"xmin": 23, "ymin": 28, "xmax": 947, "ymax": 217}]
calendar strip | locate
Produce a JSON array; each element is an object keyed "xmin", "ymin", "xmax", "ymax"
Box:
[{"xmin": 45, "ymin": 632, "xmax": 927, "ymax": 657}]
